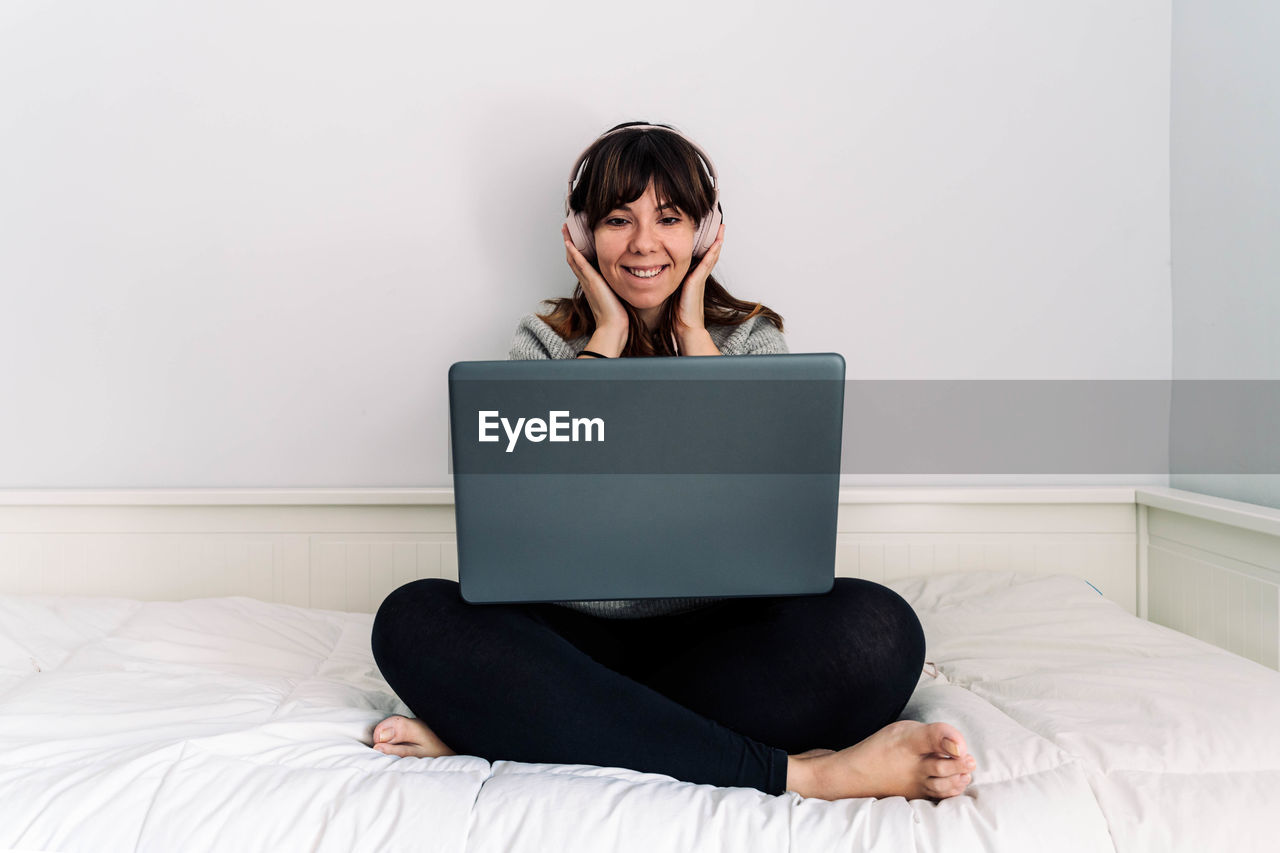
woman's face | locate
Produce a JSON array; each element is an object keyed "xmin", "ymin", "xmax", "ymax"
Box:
[{"xmin": 593, "ymin": 182, "xmax": 697, "ymax": 326}]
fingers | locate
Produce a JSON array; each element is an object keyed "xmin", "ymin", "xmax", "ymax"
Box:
[
  {"xmin": 689, "ymin": 223, "xmax": 725, "ymax": 280},
  {"xmin": 562, "ymin": 224, "xmax": 604, "ymax": 289},
  {"xmin": 373, "ymin": 742, "xmax": 418, "ymax": 758},
  {"xmin": 561, "ymin": 224, "xmax": 583, "ymax": 273},
  {"xmin": 561, "ymin": 223, "xmax": 576, "ymax": 257},
  {"xmin": 562, "ymin": 225, "xmax": 585, "ymax": 278},
  {"xmin": 560, "ymin": 226, "xmax": 630, "ymax": 336},
  {"xmin": 562, "ymin": 224, "xmax": 594, "ymax": 274},
  {"xmin": 678, "ymin": 225, "xmax": 723, "ymax": 337}
]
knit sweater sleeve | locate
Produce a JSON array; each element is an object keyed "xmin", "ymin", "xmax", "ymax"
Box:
[
  {"xmin": 709, "ymin": 313, "xmax": 789, "ymax": 356},
  {"xmin": 508, "ymin": 313, "xmax": 585, "ymax": 361}
]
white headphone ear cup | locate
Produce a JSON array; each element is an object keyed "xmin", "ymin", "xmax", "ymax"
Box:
[
  {"xmin": 565, "ymin": 211, "xmax": 596, "ymax": 264},
  {"xmin": 692, "ymin": 203, "xmax": 723, "ymax": 260}
]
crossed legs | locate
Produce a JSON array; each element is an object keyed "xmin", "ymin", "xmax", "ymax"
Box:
[{"xmin": 370, "ymin": 578, "xmax": 975, "ymax": 799}]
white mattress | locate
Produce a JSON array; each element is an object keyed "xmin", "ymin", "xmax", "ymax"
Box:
[{"xmin": 1, "ymin": 572, "xmax": 1277, "ymax": 852}]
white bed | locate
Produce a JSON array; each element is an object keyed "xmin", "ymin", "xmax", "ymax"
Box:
[
  {"xmin": 2, "ymin": 569, "xmax": 1277, "ymax": 852},
  {"xmin": 2, "ymin": 486, "xmax": 1279, "ymax": 852}
]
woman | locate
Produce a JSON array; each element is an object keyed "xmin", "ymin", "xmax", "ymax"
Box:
[{"xmin": 371, "ymin": 122, "xmax": 976, "ymax": 800}]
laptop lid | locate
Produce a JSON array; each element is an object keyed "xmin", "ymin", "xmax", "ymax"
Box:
[{"xmin": 448, "ymin": 353, "xmax": 845, "ymax": 604}]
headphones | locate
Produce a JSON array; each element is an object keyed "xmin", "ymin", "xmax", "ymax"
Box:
[{"xmin": 564, "ymin": 123, "xmax": 723, "ymax": 265}]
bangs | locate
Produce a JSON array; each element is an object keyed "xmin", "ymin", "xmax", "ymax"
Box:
[{"xmin": 574, "ymin": 130, "xmax": 714, "ymax": 228}]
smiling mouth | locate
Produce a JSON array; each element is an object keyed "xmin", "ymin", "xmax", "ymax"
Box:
[{"xmin": 624, "ymin": 265, "xmax": 668, "ymax": 279}]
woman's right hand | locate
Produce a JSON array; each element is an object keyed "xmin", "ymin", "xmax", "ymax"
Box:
[{"xmin": 563, "ymin": 224, "xmax": 629, "ymax": 354}]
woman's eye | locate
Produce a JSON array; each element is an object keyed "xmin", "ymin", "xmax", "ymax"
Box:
[
  {"xmin": 604, "ymin": 217, "xmax": 629, "ymax": 227},
  {"xmin": 660, "ymin": 217, "xmax": 682, "ymax": 225}
]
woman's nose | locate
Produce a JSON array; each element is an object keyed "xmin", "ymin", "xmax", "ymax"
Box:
[{"xmin": 628, "ymin": 221, "xmax": 660, "ymax": 253}]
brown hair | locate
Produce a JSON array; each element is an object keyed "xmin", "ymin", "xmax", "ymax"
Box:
[{"xmin": 540, "ymin": 122, "xmax": 784, "ymax": 357}]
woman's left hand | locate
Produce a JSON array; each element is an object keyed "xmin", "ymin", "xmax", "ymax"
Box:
[{"xmin": 675, "ymin": 223, "xmax": 725, "ymax": 354}]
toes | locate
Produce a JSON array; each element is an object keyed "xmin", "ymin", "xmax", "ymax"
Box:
[
  {"xmin": 922, "ymin": 776, "xmax": 950, "ymax": 798},
  {"xmin": 922, "ymin": 722, "xmax": 969, "ymax": 760},
  {"xmin": 899, "ymin": 721, "xmax": 967, "ymax": 759},
  {"xmin": 924, "ymin": 754, "xmax": 977, "ymax": 777},
  {"xmin": 925, "ymin": 772, "xmax": 972, "ymax": 799},
  {"xmin": 923, "ymin": 755, "xmax": 964, "ymax": 777},
  {"xmin": 374, "ymin": 715, "xmax": 407, "ymax": 744}
]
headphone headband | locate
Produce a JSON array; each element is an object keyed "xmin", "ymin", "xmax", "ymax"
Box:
[{"xmin": 565, "ymin": 123, "xmax": 719, "ymax": 211}]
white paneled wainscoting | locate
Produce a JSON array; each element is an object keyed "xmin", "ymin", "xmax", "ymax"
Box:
[{"xmin": 1, "ymin": 486, "xmax": 1277, "ymax": 669}]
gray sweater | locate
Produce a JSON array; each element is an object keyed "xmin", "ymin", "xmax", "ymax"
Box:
[{"xmin": 507, "ymin": 310, "xmax": 789, "ymax": 619}]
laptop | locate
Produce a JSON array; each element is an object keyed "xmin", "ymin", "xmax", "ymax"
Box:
[{"xmin": 448, "ymin": 353, "xmax": 845, "ymax": 604}]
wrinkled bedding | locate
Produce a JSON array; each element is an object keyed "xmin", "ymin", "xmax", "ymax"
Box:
[{"xmin": 1, "ymin": 572, "xmax": 1277, "ymax": 852}]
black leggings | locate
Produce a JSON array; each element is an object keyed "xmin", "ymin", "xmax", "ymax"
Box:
[{"xmin": 371, "ymin": 577, "xmax": 925, "ymax": 795}]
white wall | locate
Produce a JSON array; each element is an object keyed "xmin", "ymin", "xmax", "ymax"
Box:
[
  {"xmin": 1170, "ymin": 0, "xmax": 1280, "ymax": 510},
  {"xmin": 0, "ymin": 1, "xmax": 1171, "ymax": 488}
]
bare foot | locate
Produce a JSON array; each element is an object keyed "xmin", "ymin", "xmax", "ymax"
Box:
[
  {"xmin": 787, "ymin": 721, "xmax": 976, "ymax": 801},
  {"xmin": 371, "ymin": 715, "xmax": 456, "ymax": 758}
]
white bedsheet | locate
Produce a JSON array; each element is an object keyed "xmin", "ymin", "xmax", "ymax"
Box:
[{"xmin": 1, "ymin": 572, "xmax": 1276, "ymax": 852}]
